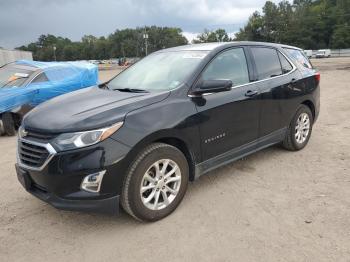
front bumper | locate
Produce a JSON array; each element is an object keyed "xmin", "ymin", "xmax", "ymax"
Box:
[
  {"xmin": 16, "ymin": 137, "xmax": 131, "ymax": 215},
  {"xmin": 16, "ymin": 163, "xmax": 120, "ymax": 214}
]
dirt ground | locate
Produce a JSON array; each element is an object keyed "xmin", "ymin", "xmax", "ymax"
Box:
[{"xmin": 0, "ymin": 58, "xmax": 349, "ymax": 262}]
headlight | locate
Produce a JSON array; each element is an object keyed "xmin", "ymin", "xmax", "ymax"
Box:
[{"xmin": 52, "ymin": 122, "xmax": 123, "ymax": 151}]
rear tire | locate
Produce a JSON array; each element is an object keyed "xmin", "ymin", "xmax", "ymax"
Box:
[
  {"xmin": 2, "ymin": 113, "xmax": 16, "ymax": 136},
  {"xmin": 283, "ymin": 105, "xmax": 313, "ymax": 151},
  {"xmin": 121, "ymin": 143, "xmax": 189, "ymax": 222}
]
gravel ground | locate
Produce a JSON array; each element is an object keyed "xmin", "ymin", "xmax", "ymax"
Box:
[{"xmin": 0, "ymin": 58, "xmax": 349, "ymax": 262}]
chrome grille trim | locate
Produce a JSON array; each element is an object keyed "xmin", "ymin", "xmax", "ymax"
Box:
[{"xmin": 17, "ymin": 138, "xmax": 57, "ymax": 171}]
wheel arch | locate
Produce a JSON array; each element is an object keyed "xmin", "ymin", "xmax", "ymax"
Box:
[
  {"xmin": 301, "ymin": 100, "xmax": 315, "ymax": 120},
  {"xmin": 123, "ymin": 131, "xmax": 197, "ymax": 182},
  {"xmin": 155, "ymin": 137, "xmax": 196, "ymax": 181}
]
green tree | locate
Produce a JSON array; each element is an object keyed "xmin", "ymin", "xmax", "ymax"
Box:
[
  {"xmin": 234, "ymin": 0, "xmax": 350, "ymax": 49},
  {"xmin": 235, "ymin": 12, "xmax": 265, "ymax": 41},
  {"xmin": 193, "ymin": 29, "xmax": 230, "ymax": 43}
]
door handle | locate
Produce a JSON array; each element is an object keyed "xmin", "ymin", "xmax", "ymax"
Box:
[
  {"xmin": 290, "ymin": 78, "xmax": 297, "ymax": 84},
  {"xmin": 245, "ymin": 90, "xmax": 258, "ymax": 97},
  {"xmin": 288, "ymin": 78, "xmax": 298, "ymax": 89}
]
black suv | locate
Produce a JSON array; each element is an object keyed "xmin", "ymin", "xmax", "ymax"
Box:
[{"xmin": 15, "ymin": 42, "xmax": 320, "ymax": 221}]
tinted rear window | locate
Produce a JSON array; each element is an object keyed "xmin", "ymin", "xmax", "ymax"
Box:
[
  {"xmin": 251, "ymin": 47, "xmax": 282, "ymax": 80},
  {"xmin": 284, "ymin": 48, "xmax": 313, "ymax": 69}
]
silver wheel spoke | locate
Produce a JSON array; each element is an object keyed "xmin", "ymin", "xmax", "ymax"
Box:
[
  {"xmin": 153, "ymin": 191, "xmax": 161, "ymax": 210},
  {"xmin": 144, "ymin": 173, "xmax": 156, "ymax": 183},
  {"xmin": 165, "ymin": 176, "xmax": 181, "ymax": 184},
  {"xmin": 141, "ymin": 184, "xmax": 156, "ymax": 193},
  {"xmin": 165, "ymin": 185, "xmax": 177, "ymax": 195},
  {"xmin": 161, "ymin": 159, "xmax": 170, "ymax": 174},
  {"xmin": 302, "ymin": 115, "xmax": 306, "ymax": 122},
  {"xmin": 144, "ymin": 190, "xmax": 156, "ymax": 204},
  {"xmin": 161, "ymin": 190, "xmax": 170, "ymax": 206},
  {"xmin": 164, "ymin": 165, "xmax": 178, "ymax": 179},
  {"xmin": 154, "ymin": 162, "xmax": 160, "ymax": 177}
]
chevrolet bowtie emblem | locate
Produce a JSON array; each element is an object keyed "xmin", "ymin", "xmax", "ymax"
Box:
[{"xmin": 20, "ymin": 128, "xmax": 28, "ymax": 137}]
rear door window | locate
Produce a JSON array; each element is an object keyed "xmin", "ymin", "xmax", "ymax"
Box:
[
  {"xmin": 251, "ymin": 47, "xmax": 282, "ymax": 80},
  {"xmin": 201, "ymin": 48, "xmax": 250, "ymax": 86}
]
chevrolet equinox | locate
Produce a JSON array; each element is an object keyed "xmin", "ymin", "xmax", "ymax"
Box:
[{"xmin": 16, "ymin": 42, "xmax": 320, "ymax": 221}]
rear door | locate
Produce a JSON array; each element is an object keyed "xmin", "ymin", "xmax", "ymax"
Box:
[
  {"xmin": 193, "ymin": 47, "xmax": 261, "ymax": 161},
  {"xmin": 249, "ymin": 46, "xmax": 299, "ymax": 139}
]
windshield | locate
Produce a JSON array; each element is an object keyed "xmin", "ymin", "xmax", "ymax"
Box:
[
  {"xmin": 108, "ymin": 51, "xmax": 209, "ymax": 92},
  {"xmin": 0, "ymin": 65, "xmax": 34, "ymax": 88}
]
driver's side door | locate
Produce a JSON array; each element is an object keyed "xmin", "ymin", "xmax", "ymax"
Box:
[{"xmin": 192, "ymin": 47, "xmax": 261, "ymax": 165}]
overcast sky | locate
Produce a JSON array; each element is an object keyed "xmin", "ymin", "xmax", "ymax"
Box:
[{"xmin": 0, "ymin": 0, "xmax": 281, "ymax": 49}]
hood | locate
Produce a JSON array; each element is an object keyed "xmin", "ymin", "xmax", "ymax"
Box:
[{"xmin": 23, "ymin": 86, "xmax": 169, "ymax": 133}]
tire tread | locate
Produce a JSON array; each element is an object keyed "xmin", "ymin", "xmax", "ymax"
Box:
[{"xmin": 2, "ymin": 113, "xmax": 16, "ymax": 136}]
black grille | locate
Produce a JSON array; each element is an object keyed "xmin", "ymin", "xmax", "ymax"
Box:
[
  {"xmin": 18, "ymin": 140, "xmax": 50, "ymax": 168},
  {"xmin": 25, "ymin": 130, "xmax": 56, "ymax": 142}
]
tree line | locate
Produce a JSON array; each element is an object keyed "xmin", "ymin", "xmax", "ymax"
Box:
[
  {"xmin": 17, "ymin": 27, "xmax": 188, "ymax": 61},
  {"xmin": 17, "ymin": 0, "xmax": 350, "ymax": 61}
]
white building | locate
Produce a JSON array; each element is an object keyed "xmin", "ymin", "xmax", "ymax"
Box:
[{"xmin": 0, "ymin": 49, "xmax": 33, "ymax": 67}]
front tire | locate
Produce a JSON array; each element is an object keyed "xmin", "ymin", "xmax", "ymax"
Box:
[
  {"xmin": 121, "ymin": 143, "xmax": 189, "ymax": 222},
  {"xmin": 283, "ymin": 105, "xmax": 313, "ymax": 151},
  {"xmin": 2, "ymin": 113, "xmax": 16, "ymax": 136}
]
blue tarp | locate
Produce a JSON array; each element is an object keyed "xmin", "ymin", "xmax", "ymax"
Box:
[{"xmin": 0, "ymin": 60, "xmax": 98, "ymax": 113}]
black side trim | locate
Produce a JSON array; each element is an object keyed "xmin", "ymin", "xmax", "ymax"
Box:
[{"xmin": 195, "ymin": 128, "xmax": 287, "ymax": 178}]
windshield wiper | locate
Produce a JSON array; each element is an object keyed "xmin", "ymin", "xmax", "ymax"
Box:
[
  {"xmin": 114, "ymin": 88, "xmax": 149, "ymax": 93},
  {"xmin": 100, "ymin": 83, "xmax": 110, "ymax": 90}
]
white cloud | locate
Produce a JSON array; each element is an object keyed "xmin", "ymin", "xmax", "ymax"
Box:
[
  {"xmin": 182, "ymin": 31, "xmax": 239, "ymax": 43},
  {"xmin": 0, "ymin": 0, "xmax": 283, "ymax": 48},
  {"xmin": 181, "ymin": 32, "xmax": 198, "ymax": 43}
]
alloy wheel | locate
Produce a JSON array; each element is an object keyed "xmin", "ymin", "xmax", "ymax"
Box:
[
  {"xmin": 295, "ymin": 112, "xmax": 310, "ymax": 144},
  {"xmin": 140, "ymin": 159, "xmax": 181, "ymax": 210}
]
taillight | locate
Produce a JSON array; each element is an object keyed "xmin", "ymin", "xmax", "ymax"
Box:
[{"xmin": 315, "ymin": 72, "xmax": 321, "ymax": 83}]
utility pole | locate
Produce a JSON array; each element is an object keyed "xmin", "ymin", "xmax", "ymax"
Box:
[{"xmin": 143, "ymin": 30, "xmax": 148, "ymax": 56}]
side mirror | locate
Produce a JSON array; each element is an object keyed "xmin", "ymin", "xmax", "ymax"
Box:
[{"xmin": 191, "ymin": 79, "xmax": 232, "ymax": 96}]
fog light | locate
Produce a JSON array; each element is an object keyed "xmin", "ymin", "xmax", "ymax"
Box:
[{"xmin": 81, "ymin": 170, "xmax": 106, "ymax": 193}]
